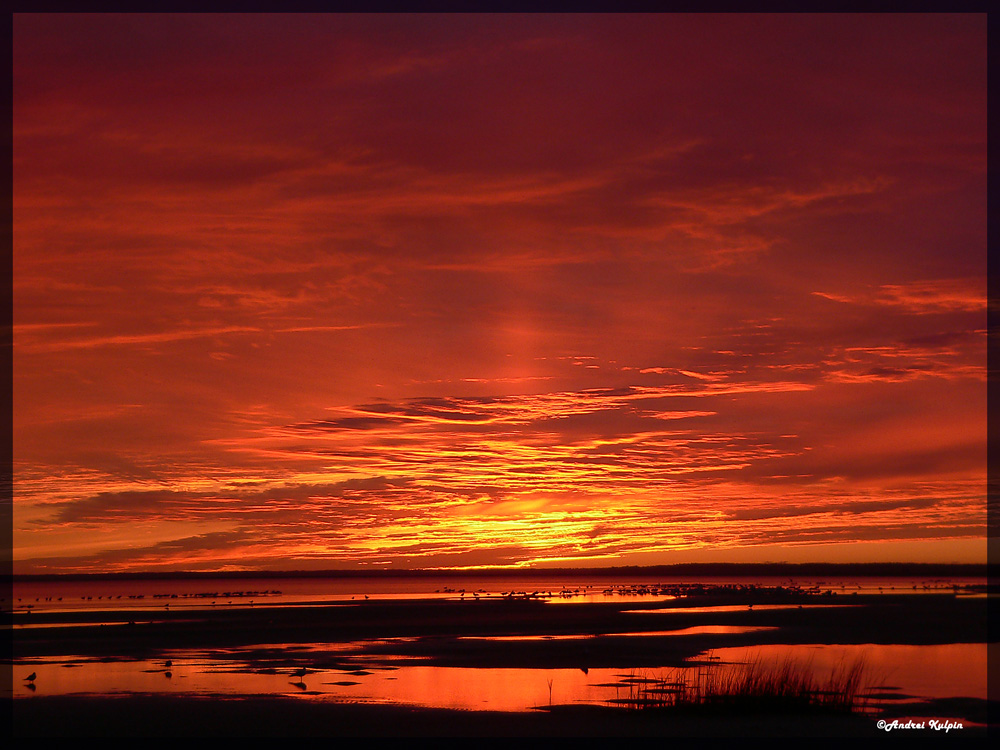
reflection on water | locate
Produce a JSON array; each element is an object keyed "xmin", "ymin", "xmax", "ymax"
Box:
[
  {"xmin": 623, "ymin": 603, "xmax": 857, "ymax": 614},
  {"xmin": 12, "ymin": 642, "xmax": 986, "ymax": 713},
  {"xmin": 347, "ymin": 666, "xmax": 609, "ymax": 711},
  {"xmin": 458, "ymin": 625, "xmax": 777, "ymax": 641},
  {"xmin": 8, "ymin": 657, "xmax": 622, "ymax": 712},
  {"xmin": 12, "ymin": 574, "xmax": 987, "ymax": 724},
  {"xmin": 9, "ymin": 574, "xmax": 985, "ymax": 615}
]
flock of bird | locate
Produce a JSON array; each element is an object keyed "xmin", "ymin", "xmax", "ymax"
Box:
[{"xmin": 22, "ymin": 659, "xmax": 319, "ymax": 691}]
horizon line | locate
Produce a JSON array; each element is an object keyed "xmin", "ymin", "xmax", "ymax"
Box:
[{"xmin": 11, "ymin": 560, "xmax": 993, "ymax": 580}]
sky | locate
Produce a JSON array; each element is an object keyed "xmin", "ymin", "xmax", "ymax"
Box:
[{"xmin": 12, "ymin": 13, "xmax": 988, "ymax": 574}]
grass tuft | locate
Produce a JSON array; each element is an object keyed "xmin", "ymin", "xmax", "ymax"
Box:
[{"xmin": 610, "ymin": 652, "xmax": 875, "ymax": 716}]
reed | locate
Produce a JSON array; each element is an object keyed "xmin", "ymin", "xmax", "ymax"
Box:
[{"xmin": 611, "ymin": 652, "xmax": 875, "ymax": 715}]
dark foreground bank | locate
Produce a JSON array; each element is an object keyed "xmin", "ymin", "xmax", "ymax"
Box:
[{"xmin": 12, "ymin": 693, "xmax": 943, "ymax": 737}]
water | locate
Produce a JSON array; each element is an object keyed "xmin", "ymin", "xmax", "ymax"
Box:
[
  {"xmin": 8, "ymin": 573, "xmax": 989, "ymax": 721},
  {"xmin": 8, "ymin": 573, "xmax": 981, "ymax": 614},
  {"xmin": 11, "ymin": 641, "xmax": 986, "ymax": 714}
]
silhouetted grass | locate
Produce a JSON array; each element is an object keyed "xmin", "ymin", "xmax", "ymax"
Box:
[{"xmin": 610, "ymin": 652, "xmax": 875, "ymax": 716}]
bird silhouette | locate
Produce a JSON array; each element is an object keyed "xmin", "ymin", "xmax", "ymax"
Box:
[
  {"xmin": 164, "ymin": 660, "xmax": 172, "ymax": 668},
  {"xmin": 25, "ymin": 672, "xmax": 36, "ymax": 682}
]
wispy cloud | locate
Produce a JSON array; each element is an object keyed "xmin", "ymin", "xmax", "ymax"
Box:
[
  {"xmin": 13, "ymin": 14, "xmax": 986, "ymax": 571},
  {"xmin": 18, "ymin": 325, "xmax": 261, "ymax": 352},
  {"xmin": 813, "ymin": 279, "xmax": 986, "ymax": 314}
]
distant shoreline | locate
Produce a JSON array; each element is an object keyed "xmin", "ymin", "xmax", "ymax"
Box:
[{"xmin": 12, "ymin": 561, "xmax": 992, "ymax": 582}]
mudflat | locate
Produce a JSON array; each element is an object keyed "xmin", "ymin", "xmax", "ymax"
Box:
[{"xmin": 10, "ymin": 589, "xmax": 994, "ymax": 737}]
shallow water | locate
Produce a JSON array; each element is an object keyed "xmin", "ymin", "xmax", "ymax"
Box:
[
  {"xmin": 10, "ymin": 574, "xmax": 988, "ymax": 722},
  {"xmin": 8, "ymin": 573, "xmax": 982, "ymax": 614},
  {"xmin": 11, "ymin": 640, "xmax": 986, "ymax": 713}
]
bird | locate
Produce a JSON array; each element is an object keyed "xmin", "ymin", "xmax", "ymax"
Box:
[
  {"xmin": 292, "ymin": 667, "xmax": 308, "ymax": 681},
  {"xmin": 164, "ymin": 660, "xmax": 172, "ymax": 668},
  {"xmin": 25, "ymin": 672, "xmax": 36, "ymax": 682}
]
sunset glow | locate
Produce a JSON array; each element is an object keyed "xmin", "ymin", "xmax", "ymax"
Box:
[{"xmin": 12, "ymin": 14, "xmax": 987, "ymax": 573}]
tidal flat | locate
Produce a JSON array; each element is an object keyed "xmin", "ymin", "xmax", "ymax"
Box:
[{"xmin": 9, "ymin": 580, "xmax": 994, "ymax": 736}]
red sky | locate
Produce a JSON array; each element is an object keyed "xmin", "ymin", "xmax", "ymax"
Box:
[{"xmin": 12, "ymin": 14, "xmax": 987, "ymax": 573}]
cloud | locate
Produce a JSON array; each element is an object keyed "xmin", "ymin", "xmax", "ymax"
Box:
[
  {"xmin": 813, "ymin": 279, "xmax": 986, "ymax": 314},
  {"xmin": 12, "ymin": 15, "xmax": 987, "ymax": 572},
  {"xmin": 17, "ymin": 325, "xmax": 261, "ymax": 353},
  {"xmin": 727, "ymin": 496, "xmax": 951, "ymax": 522},
  {"xmin": 875, "ymin": 280, "xmax": 986, "ymax": 313}
]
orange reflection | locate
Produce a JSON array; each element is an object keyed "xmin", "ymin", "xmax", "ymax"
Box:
[{"xmin": 13, "ymin": 643, "xmax": 986, "ymax": 712}]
